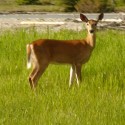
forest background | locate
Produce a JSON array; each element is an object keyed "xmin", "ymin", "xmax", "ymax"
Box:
[{"xmin": 0, "ymin": 0, "xmax": 125, "ymax": 13}]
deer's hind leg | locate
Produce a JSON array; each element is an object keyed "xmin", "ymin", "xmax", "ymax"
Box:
[
  {"xmin": 75, "ymin": 63, "xmax": 82, "ymax": 87},
  {"xmin": 28, "ymin": 66, "xmax": 37, "ymax": 89},
  {"xmin": 31, "ymin": 61, "xmax": 49, "ymax": 89},
  {"xmin": 29, "ymin": 63, "xmax": 48, "ymax": 89}
]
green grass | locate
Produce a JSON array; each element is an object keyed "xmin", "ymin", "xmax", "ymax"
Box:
[{"xmin": 0, "ymin": 28, "xmax": 125, "ymax": 125}]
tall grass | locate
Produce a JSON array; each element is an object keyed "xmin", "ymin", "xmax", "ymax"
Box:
[{"xmin": 0, "ymin": 28, "xmax": 125, "ymax": 125}]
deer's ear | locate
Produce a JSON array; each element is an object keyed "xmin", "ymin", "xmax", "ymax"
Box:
[
  {"xmin": 80, "ymin": 14, "xmax": 88, "ymax": 22},
  {"xmin": 98, "ymin": 13, "xmax": 104, "ymax": 21}
]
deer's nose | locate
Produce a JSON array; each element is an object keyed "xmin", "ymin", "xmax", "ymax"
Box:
[{"xmin": 90, "ymin": 30, "xmax": 94, "ymax": 33}]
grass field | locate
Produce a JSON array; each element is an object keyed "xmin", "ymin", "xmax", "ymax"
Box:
[{"xmin": 0, "ymin": 28, "xmax": 125, "ymax": 125}]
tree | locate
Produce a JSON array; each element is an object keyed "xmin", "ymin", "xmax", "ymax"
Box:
[
  {"xmin": 63, "ymin": 0, "xmax": 79, "ymax": 11},
  {"xmin": 75, "ymin": 0, "xmax": 114, "ymax": 12}
]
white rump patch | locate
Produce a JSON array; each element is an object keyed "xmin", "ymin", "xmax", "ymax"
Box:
[
  {"xmin": 27, "ymin": 61, "xmax": 31, "ymax": 69},
  {"xmin": 26, "ymin": 44, "xmax": 32, "ymax": 69}
]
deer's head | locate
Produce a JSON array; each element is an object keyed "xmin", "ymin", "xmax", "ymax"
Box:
[{"xmin": 80, "ymin": 13, "xmax": 104, "ymax": 34}]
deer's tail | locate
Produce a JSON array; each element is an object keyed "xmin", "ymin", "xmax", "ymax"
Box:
[{"xmin": 26, "ymin": 44, "xmax": 31, "ymax": 69}]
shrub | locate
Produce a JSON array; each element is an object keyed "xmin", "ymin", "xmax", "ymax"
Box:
[
  {"xmin": 75, "ymin": 0, "xmax": 115, "ymax": 12},
  {"xmin": 63, "ymin": 0, "xmax": 78, "ymax": 12}
]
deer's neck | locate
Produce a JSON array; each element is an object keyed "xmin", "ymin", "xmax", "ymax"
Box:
[{"xmin": 86, "ymin": 32, "xmax": 96, "ymax": 48}]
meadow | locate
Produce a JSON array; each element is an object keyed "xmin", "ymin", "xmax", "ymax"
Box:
[{"xmin": 0, "ymin": 28, "xmax": 125, "ymax": 125}]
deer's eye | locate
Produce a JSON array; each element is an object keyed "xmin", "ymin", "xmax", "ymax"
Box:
[{"xmin": 86, "ymin": 23, "xmax": 89, "ymax": 25}]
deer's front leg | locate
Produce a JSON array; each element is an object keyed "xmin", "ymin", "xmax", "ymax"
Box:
[
  {"xmin": 69, "ymin": 65, "xmax": 75, "ymax": 87},
  {"xmin": 75, "ymin": 64, "xmax": 82, "ymax": 86}
]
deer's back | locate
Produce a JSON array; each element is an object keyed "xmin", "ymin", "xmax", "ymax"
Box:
[{"xmin": 31, "ymin": 39, "xmax": 93, "ymax": 64}]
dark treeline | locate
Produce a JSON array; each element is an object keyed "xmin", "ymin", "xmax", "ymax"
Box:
[{"xmin": 16, "ymin": 0, "xmax": 125, "ymax": 12}]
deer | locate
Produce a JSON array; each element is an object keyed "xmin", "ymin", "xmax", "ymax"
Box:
[{"xmin": 26, "ymin": 13, "xmax": 104, "ymax": 89}]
